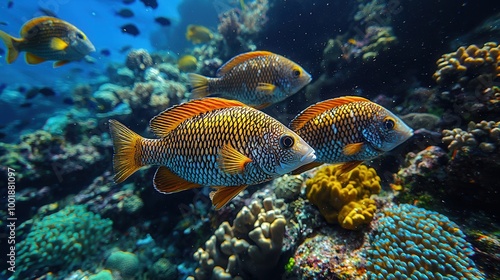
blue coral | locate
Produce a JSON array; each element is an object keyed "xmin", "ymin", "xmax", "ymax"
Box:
[{"xmin": 365, "ymin": 204, "xmax": 484, "ymax": 279}]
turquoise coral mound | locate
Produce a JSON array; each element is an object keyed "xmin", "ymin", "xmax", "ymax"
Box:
[
  {"xmin": 366, "ymin": 204, "xmax": 484, "ymax": 279},
  {"xmin": 15, "ymin": 205, "xmax": 113, "ymax": 277}
]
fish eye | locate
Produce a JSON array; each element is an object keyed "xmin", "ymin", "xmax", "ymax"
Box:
[
  {"xmin": 292, "ymin": 68, "xmax": 301, "ymax": 77},
  {"xmin": 77, "ymin": 33, "xmax": 84, "ymax": 40},
  {"xmin": 384, "ymin": 118, "xmax": 395, "ymax": 130},
  {"xmin": 279, "ymin": 135, "xmax": 295, "ymax": 149}
]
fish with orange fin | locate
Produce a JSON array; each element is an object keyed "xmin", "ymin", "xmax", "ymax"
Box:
[
  {"xmin": 290, "ymin": 96, "xmax": 413, "ymax": 175},
  {"xmin": 0, "ymin": 16, "xmax": 95, "ymax": 67},
  {"xmin": 109, "ymin": 97, "xmax": 316, "ymax": 209},
  {"xmin": 188, "ymin": 51, "xmax": 311, "ymax": 109}
]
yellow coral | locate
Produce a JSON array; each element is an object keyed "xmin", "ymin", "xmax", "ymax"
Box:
[{"xmin": 305, "ymin": 164, "xmax": 381, "ymax": 230}]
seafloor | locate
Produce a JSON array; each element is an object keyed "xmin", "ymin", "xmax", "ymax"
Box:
[{"xmin": 1, "ymin": 0, "xmax": 500, "ymax": 279}]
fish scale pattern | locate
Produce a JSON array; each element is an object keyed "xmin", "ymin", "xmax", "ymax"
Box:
[
  {"xmin": 295, "ymin": 100, "xmax": 383, "ymax": 162},
  {"xmin": 139, "ymin": 106, "xmax": 289, "ymax": 186},
  {"xmin": 365, "ymin": 204, "xmax": 485, "ymax": 280}
]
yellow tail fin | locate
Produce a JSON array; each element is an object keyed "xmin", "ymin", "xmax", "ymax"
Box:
[
  {"xmin": 0, "ymin": 30, "xmax": 20, "ymax": 64},
  {"xmin": 109, "ymin": 119, "xmax": 144, "ymax": 183},
  {"xmin": 188, "ymin": 73, "xmax": 210, "ymax": 98}
]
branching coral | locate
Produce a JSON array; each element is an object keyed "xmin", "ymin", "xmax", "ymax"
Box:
[
  {"xmin": 191, "ymin": 197, "xmax": 287, "ymax": 279},
  {"xmin": 365, "ymin": 204, "xmax": 485, "ymax": 279},
  {"xmin": 433, "ymin": 42, "xmax": 500, "ymax": 90},
  {"xmin": 305, "ymin": 164, "xmax": 381, "ymax": 230}
]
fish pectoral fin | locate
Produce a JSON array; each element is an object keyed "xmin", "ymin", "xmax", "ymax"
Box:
[
  {"xmin": 153, "ymin": 166, "xmax": 202, "ymax": 194},
  {"xmin": 343, "ymin": 142, "xmax": 364, "ymax": 156},
  {"xmin": 256, "ymin": 83, "xmax": 276, "ymax": 95},
  {"xmin": 53, "ymin": 60, "xmax": 70, "ymax": 68},
  {"xmin": 290, "ymin": 161, "xmax": 323, "ymax": 175},
  {"xmin": 337, "ymin": 161, "xmax": 363, "ymax": 175},
  {"xmin": 209, "ymin": 185, "xmax": 247, "ymax": 210},
  {"xmin": 217, "ymin": 143, "xmax": 252, "ymax": 175},
  {"xmin": 25, "ymin": 52, "xmax": 46, "ymax": 64},
  {"xmin": 50, "ymin": 37, "xmax": 69, "ymax": 51}
]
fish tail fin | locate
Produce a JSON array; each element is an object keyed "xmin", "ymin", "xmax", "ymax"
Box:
[
  {"xmin": 0, "ymin": 30, "xmax": 20, "ymax": 63},
  {"xmin": 109, "ymin": 119, "xmax": 145, "ymax": 183},
  {"xmin": 188, "ymin": 73, "xmax": 210, "ymax": 98}
]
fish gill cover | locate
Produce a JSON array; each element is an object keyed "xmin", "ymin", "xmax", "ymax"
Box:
[{"xmin": 0, "ymin": 0, "xmax": 499, "ymax": 279}]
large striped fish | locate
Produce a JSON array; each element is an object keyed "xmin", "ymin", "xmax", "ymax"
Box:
[
  {"xmin": 290, "ymin": 96, "xmax": 413, "ymax": 174},
  {"xmin": 188, "ymin": 51, "xmax": 311, "ymax": 108},
  {"xmin": 109, "ymin": 98, "xmax": 316, "ymax": 209}
]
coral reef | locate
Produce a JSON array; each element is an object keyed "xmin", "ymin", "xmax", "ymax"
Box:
[
  {"xmin": 442, "ymin": 120, "xmax": 500, "ymax": 154},
  {"xmin": 104, "ymin": 250, "xmax": 141, "ymax": 279},
  {"xmin": 305, "ymin": 164, "xmax": 381, "ymax": 230},
  {"xmin": 147, "ymin": 258, "xmax": 178, "ymax": 280},
  {"xmin": 191, "ymin": 197, "xmax": 287, "ymax": 279},
  {"xmin": 365, "ymin": 204, "xmax": 485, "ymax": 279},
  {"xmin": 15, "ymin": 205, "xmax": 113, "ymax": 278},
  {"xmin": 272, "ymin": 174, "xmax": 304, "ymax": 201},
  {"xmin": 126, "ymin": 49, "xmax": 154, "ymax": 73}
]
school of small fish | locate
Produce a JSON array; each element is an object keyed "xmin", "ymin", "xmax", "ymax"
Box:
[{"xmin": 0, "ymin": 12, "xmax": 414, "ymax": 210}]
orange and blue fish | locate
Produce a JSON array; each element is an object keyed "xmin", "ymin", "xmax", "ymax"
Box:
[
  {"xmin": 109, "ymin": 97, "xmax": 316, "ymax": 209},
  {"xmin": 290, "ymin": 96, "xmax": 413, "ymax": 174}
]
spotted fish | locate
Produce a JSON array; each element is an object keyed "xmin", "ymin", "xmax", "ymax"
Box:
[
  {"xmin": 290, "ymin": 96, "xmax": 413, "ymax": 174},
  {"xmin": 188, "ymin": 51, "xmax": 312, "ymax": 109},
  {"xmin": 109, "ymin": 98, "xmax": 316, "ymax": 209},
  {"xmin": 0, "ymin": 16, "xmax": 95, "ymax": 67}
]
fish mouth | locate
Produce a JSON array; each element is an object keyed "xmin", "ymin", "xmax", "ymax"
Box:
[{"xmin": 300, "ymin": 149, "xmax": 316, "ymax": 164}]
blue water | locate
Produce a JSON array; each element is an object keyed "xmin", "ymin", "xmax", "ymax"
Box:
[{"xmin": 1, "ymin": 0, "xmax": 499, "ymax": 279}]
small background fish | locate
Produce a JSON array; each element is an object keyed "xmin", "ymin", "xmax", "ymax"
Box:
[
  {"xmin": 188, "ymin": 51, "xmax": 312, "ymax": 109},
  {"xmin": 109, "ymin": 98, "xmax": 316, "ymax": 209},
  {"xmin": 290, "ymin": 96, "xmax": 413, "ymax": 174},
  {"xmin": 0, "ymin": 16, "xmax": 95, "ymax": 67},
  {"xmin": 186, "ymin": 24, "xmax": 213, "ymax": 44}
]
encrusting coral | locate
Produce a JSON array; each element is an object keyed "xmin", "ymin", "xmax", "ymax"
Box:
[
  {"xmin": 365, "ymin": 204, "xmax": 485, "ymax": 279},
  {"xmin": 190, "ymin": 197, "xmax": 287, "ymax": 279},
  {"xmin": 305, "ymin": 164, "xmax": 381, "ymax": 230},
  {"xmin": 442, "ymin": 120, "xmax": 500, "ymax": 154}
]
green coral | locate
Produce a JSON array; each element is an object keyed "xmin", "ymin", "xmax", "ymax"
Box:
[
  {"xmin": 15, "ymin": 205, "xmax": 113, "ymax": 277},
  {"xmin": 284, "ymin": 257, "xmax": 295, "ymax": 274},
  {"xmin": 105, "ymin": 250, "xmax": 141, "ymax": 279}
]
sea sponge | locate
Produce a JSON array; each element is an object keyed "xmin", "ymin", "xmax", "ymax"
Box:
[
  {"xmin": 365, "ymin": 204, "xmax": 485, "ymax": 279},
  {"xmin": 305, "ymin": 164, "xmax": 381, "ymax": 230},
  {"xmin": 433, "ymin": 42, "xmax": 500, "ymax": 89},
  {"xmin": 15, "ymin": 205, "xmax": 113, "ymax": 278},
  {"xmin": 105, "ymin": 250, "xmax": 140, "ymax": 279}
]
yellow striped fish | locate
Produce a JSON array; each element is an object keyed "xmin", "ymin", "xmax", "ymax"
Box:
[
  {"xmin": 188, "ymin": 51, "xmax": 312, "ymax": 109},
  {"xmin": 290, "ymin": 96, "xmax": 413, "ymax": 174},
  {"xmin": 109, "ymin": 98, "xmax": 316, "ymax": 209},
  {"xmin": 0, "ymin": 16, "xmax": 95, "ymax": 67}
]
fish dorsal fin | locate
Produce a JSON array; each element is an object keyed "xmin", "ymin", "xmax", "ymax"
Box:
[
  {"xmin": 210, "ymin": 185, "xmax": 248, "ymax": 210},
  {"xmin": 217, "ymin": 143, "xmax": 252, "ymax": 174},
  {"xmin": 290, "ymin": 96, "xmax": 370, "ymax": 131},
  {"xmin": 150, "ymin": 97, "xmax": 246, "ymax": 138},
  {"xmin": 21, "ymin": 16, "xmax": 57, "ymax": 37},
  {"xmin": 216, "ymin": 51, "xmax": 273, "ymax": 76},
  {"xmin": 153, "ymin": 166, "xmax": 202, "ymax": 194}
]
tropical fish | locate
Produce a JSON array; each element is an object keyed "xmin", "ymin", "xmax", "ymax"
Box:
[
  {"xmin": 155, "ymin": 17, "xmax": 171, "ymax": 26},
  {"xmin": 115, "ymin": 8, "xmax": 134, "ymax": 18},
  {"xmin": 100, "ymin": 49, "xmax": 111, "ymax": 56},
  {"xmin": 0, "ymin": 16, "xmax": 95, "ymax": 67},
  {"xmin": 290, "ymin": 96, "xmax": 413, "ymax": 174},
  {"xmin": 120, "ymin": 24, "xmax": 140, "ymax": 36},
  {"xmin": 177, "ymin": 55, "xmax": 197, "ymax": 72},
  {"xmin": 140, "ymin": 0, "xmax": 158, "ymax": 9},
  {"xmin": 188, "ymin": 51, "xmax": 312, "ymax": 109},
  {"xmin": 186, "ymin": 24, "xmax": 213, "ymax": 44},
  {"xmin": 109, "ymin": 98, "xmax": 316, "ymax": 209}
]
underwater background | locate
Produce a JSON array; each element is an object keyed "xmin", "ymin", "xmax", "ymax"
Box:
[{"xmin": 1, "ymin": 0, "xmax": 500, "ymax": 279}]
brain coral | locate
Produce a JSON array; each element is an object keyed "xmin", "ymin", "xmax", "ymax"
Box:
[
  {"xmin": 15, "ymin": 205, "xmax": 113, "ymax": 277},
  {"xmin": 366, "ymin": 204, "xmax": 485, "ymax": 279},
  {"xmin": 305, "ymin": 164, "xmax": 381, "ymax": 230}
]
